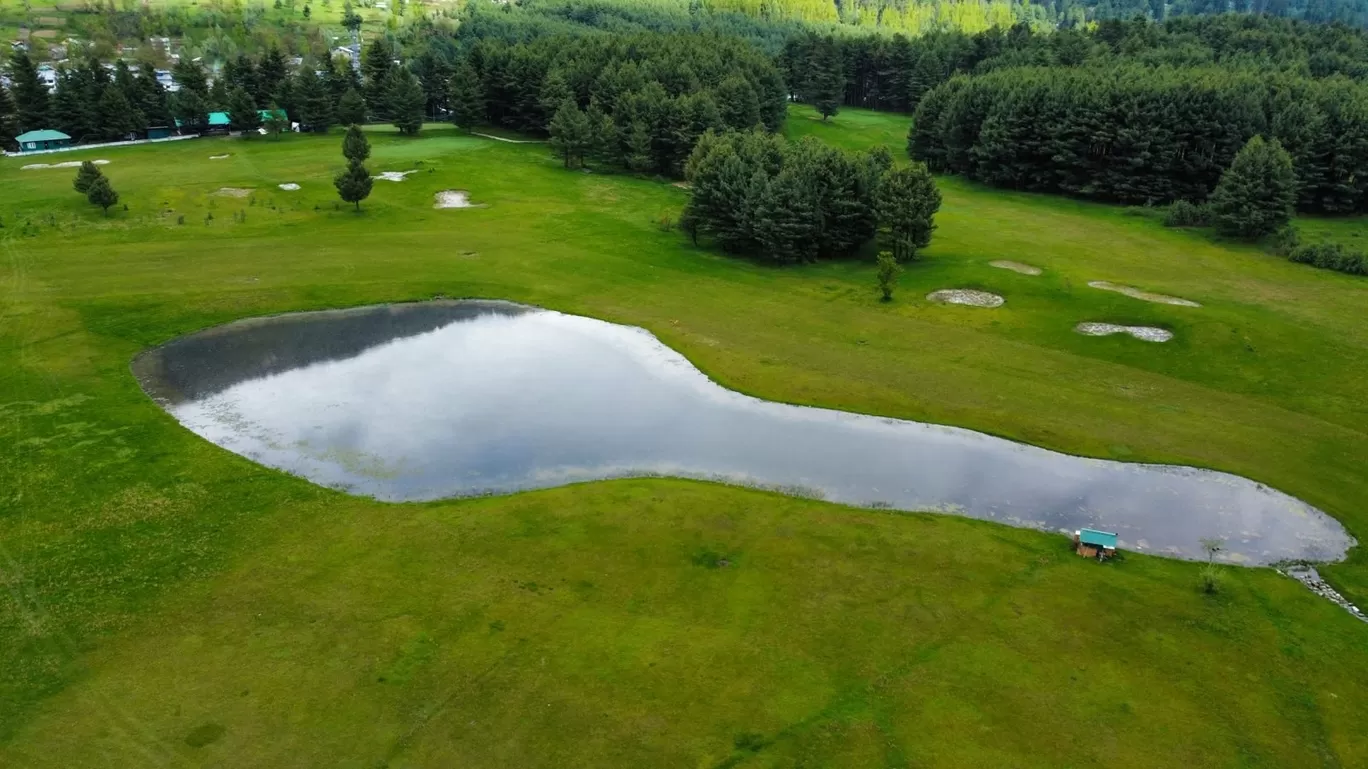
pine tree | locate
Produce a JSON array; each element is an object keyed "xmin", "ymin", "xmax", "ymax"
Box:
[
  {"xmin": 296, "ymin": 70, "xmax": 334, "ymax": 132},
  {"xmin": 754, "ymin": 167, "xmax": 820, "ymax": 264},
  {"xmin": 1209, "ymin": 135, "xmax": 1298, "ymax": 239},
  {"xmin": 342, "ymin": 123, "xmax": 371, "ymax": 163},
  {"xmin": 227, "ymin": 86, "xmax": 261, "ymax": 134},
  {"xmin": 625, "ymin": 120, "xmax": 653, "ymax": 172},
  {"xmin": 172, "ymin": 89, "xmax": 209, "ymax": 134},
  {"xmin": 0, "ymin": 84, "xmax": 16, "ymax": 150},
  {"xmin": 811, "ymin": 37, "xmax": 845, "ymax": 122},
  {"xmin": 585, "ymin": 100, "xmax": 619, "ymax": 167},
  {"xmin": 334, "ymin": 158, "xmax": 373, "ymax": 210},
  {"xmin": 448, "ymin": 62, "xmax": 484, "ymax": 133},
  {"xmin": 362, "ymin": 39, "xmax": 396, "ymax": 119},
  {"xmin": 715, "ymin": 75, "xmax": 760, "ymax": 130},
  {"xmin": 73, "ymin": 160, "xmax": 103, "ymax": 194},
  {"xmin": 9, "ymin": 50, "xmax": 51, "ymax": 132},
  {"xmin": 86, "ymin": 175, "xmax": 119, "ymax": 216},
  {"xmin": 386, "ymin": 69, "xmax": 425, "ymax": 135},
  {"xmin": 548, "ymin": 99, "xmax": 591, "ymax": 169},
  {"xmin": 258, "ymin": 48, "xmax": 289, "ymax": 102},
  {"xmin": 337, "ymin": 88, "xmax": 367, "ymax": 127},
  {"xmin": 874, "ymin": 162, "xmax": 942, "ymax": 261},
  {"xmin": 96, "ymin": 86, "xmax": 139, "ymax": 141}
]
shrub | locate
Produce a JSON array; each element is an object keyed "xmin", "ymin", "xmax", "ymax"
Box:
[
  {"xmin": 1163, "ymin": 200, "xmax": 1209, "ymax": 228},
  {"xmin": 1199, "ymin": 563, "xmax": 1225, "ymax": 595},
  {"xmin": 1287, "ymin": 243, "xmax": 1368, "ymax": 276}
]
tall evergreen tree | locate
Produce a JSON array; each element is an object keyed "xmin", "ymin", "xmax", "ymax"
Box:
[
  {"xmin": 548, "ymin": 99, "xmax": 592, "ymax": 168},
  {"xmin": 1209, "ymin": 135, "xmax": 1298, "ymax": 239},
  {"xmin": 811, "ymin": 37, "xmax": 845, "ymax": 122},
  {"xmin": 257, "ymin": 47, "xmax": 289, "ymax": 103},
  {"xmin": 874, "ymin": 162, "xmax": 942, "ymax": 262},
  {"xmin": 9, "ymin": 50, "xmax": 50, "ymax": 132},
  {"xmin": 362, "ymin": 38, "xmax": 397, "ymax": 118},
  {"xmin": 296, "ymin": 70, "xmax": 335, "ymax": 132},
  {"xmin": 386, "ymin": 69, "xmax": 425, "ymax": 135},
  {"xmin": 96, "ymin": 86, "xmax": 140, "ymax": 141},
  {"xmin": 625, "ymin": 120, "xmax": 653, "ymax": 172},
  {"xmin": 227, "ymin": 86, "xmax": 261, "ymax": 134},
  {"xmin": 0, "ymin": 84, "xmax": 16, "ymax": 150},
  {"xmin": 337, "ymin": 88, "xmax": 367, "ymax": 126},
  {"xmin": 448, "ymin": 62, "xmax": 484, "ymax": 132}
]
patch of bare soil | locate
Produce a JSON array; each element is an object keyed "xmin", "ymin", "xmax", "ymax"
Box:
[
  {"xmin": 215, "ymin": 187, "xmax": 254, "ymax": 198},
  {"xmin": 22, "ymin": 159, "xmax": 110, "ymax": 170},
  {"xmin": 374, "ymin": 170, "xmax": 417, "ymax": 182}
]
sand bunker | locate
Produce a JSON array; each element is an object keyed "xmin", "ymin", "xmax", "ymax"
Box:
[
  {"xmin": 215, "ymin": 187, "xmax": 254, "ymax": 197},
  {"xmin": 927, "ymin": 289, "xmax": 1005, "ymax": 308},
  {"xmin": 433, "ymin": 190, "xmax": 478, "ymax": 209},
  {"xmin": 278, "ymin": 183, "xmax": 300, "ymax": 191},
  {"xmin": 21, "ymin": 159, "xmax": 110, "ymax": 170},
  {"xmin": 209, "ymin": 154, "xmax": 231, "ymax": 160},
  {"xmin": 989, "ymin": 260, "xmax": 1042, "ymax": 276},
  {"xmin": 1075, "ymin": 322, "xmax": 1173, "ymax": 343},
  {"xmin": 1088, "ymin": 281, "xmax": 1200, "ymax": 307},
  {"xmin": 374, "ymin": 170, "xmax": 417, "ymax": 182}
]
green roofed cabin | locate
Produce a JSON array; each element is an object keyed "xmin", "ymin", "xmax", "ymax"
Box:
[
  {"xmin": 15, "ymin": 129, "xmax": 72, "ymax": 152},
  {"xmin": 1073, "ymin": 528, "xmax": 1118, "ymax": 560}
]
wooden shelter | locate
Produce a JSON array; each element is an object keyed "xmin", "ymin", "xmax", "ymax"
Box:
[{"xmin": 1074, "ymin": 528, "xmax": 1118, "ymax": 560}]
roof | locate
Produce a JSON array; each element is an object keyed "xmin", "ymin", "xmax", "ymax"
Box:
[
  {"xmin": 16, "ymin": 129, "xmax": 71, "ymax": 142},
  {"xmin": 258, "ymin": 108, "xmax": 288, "ymax": 121},
  {"xmin": 208, "ymin": 111, "xmax": 230, "ymax": 126},
  {"xmin": 1079, "ymin": 529, "xmax": 1119, "ymax": 549}
]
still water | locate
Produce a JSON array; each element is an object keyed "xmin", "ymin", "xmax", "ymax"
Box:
[{"xmin": 133, "ymin": 300, "xmax": 1353, "ymax": 565}]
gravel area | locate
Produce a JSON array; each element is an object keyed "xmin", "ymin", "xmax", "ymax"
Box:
[
  {"xmin": 215, "ymin": 187, "xmax": 254, "ymax": 197},
  {"xmin": 1279, "ymin": 565, "xmax": 1367, "ymax": 623},
  {"xmin": 1075, "ymin": 322, "xmax": 1173, "ymax": 342},
  {"xmin": 434, "ymin": 190, "xmax": 476, "ymax": 208},
  {"xmin": 1089, "ymin": 280, "xmax": 1200, "ymax": 307},
  {"xmin": 989, "ymin": 260, "xmax": 1042, "ymax": 276},
  {"xmin": 926, "ymin": 289, "xmax": 1005, "ymax": 308}
]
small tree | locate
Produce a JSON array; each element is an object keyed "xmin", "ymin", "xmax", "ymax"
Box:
[
  {"xmin": 342, "ymin": 123, "xmax": 370, "ymax": 163},
  {"xmin": 876, "ymin": 250, "xmax": 902, "ymax": 302},
  {"xmin": 72, "ymin": 160, "xmax": 103, "ymax": 194},
  {"xmin": 548, "ymin": 98, "xmax": 591, "ymax": 169},
  {"xmin": 1209, "ymin": 135, "xmax": 1298, "ymax": 239},
  {"xmin": 263, "ymin": 105, "xmax": 290, "ymax": 138},
  {"xmin": 86, "ymin": 174, "xmax": 118, "ymax": 215},
  {"xmin": 334, "ymin": 158, "xmax": 372, "ymax": 210},
  {"xmin": 227, "ymin": 86, "xmax": 261, "ymax": 134},
  {"xmin": 337, "ymin": 88, "xmax": 367, "ymax": 127},
  {"xmin": 874, "ymin": 163, "xmax": 942, "ymax": 262},
  {"xmin": 448, "ymin": 62, "xmax": 484, "ymax": 133}
]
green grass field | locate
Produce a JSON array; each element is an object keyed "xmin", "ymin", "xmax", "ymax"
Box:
[{"xmin": 2, "ymin": 105, "xmax": 1367, "ymax": 766}]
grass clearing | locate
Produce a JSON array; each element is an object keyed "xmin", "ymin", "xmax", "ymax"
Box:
[{"xmin": 1, "ymin": 106, "xmax": 1366, "ymax": 766}]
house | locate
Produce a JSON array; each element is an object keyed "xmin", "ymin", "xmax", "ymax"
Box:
[
  {"xmin": 15, "ymin": 129, "xmax": 72, "ymax": 152},
  {"xmin": 36, "ymin": 64, "xmax": 58, "ymax": 92},
  {"xmin": 173, "ymin": 112, "xmax": 231, "ymax": 134},
  {"xmin": 147, "ymin": 126, "xmax": 174, "ymax": 140},
  {"xmin": 1073, "ymin": 529, "xmax": 1118, "ymax": 560}
]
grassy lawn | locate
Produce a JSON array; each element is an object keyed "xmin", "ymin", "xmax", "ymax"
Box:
[{"xmin": 2, "ymin": 105, "xmax": 1366, "ymax": 766}]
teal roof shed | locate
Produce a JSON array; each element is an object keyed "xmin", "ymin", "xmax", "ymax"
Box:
[{"xmin": 1079, "ymin": 529, "xmax": 1118, "ymax": 549}]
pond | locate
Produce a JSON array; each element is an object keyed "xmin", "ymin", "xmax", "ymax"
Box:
[{"xmin": 133, "ymin": 300, "xmax": 1353, "ymax": 566}]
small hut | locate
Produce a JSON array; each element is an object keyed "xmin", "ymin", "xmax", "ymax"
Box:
[
  {"xmin": 1074, "ymin": 529, "xmax": 1118, "ymax": 560},
  {"xmin": 15, "ymin": 129, "xmax": 72, "ymax": 152}
]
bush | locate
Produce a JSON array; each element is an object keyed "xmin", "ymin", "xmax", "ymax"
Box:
[
  {"xmin": 1200, "ymin": 563, "xmax": 1225, "ymax": 595},
  {"xmin": 1287, "ymin": 242, "xmax": 1368, "ymax": 276},
  {"xmin": 1163, "ymin": 200, "xmax": 1209, "ymax": 228}
]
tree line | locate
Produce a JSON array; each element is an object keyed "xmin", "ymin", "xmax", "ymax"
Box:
[
  {"xmin": 681, "ymin": 130, "xmax": 942, "ymax": 265},
  {"xmin": 909, "ymin": 64, "xmax": 1368, "ymax": 213}
]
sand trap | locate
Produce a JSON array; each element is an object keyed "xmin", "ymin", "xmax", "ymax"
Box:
[
  {"xmin": 1075, "ymin": 322, "xmax": 1173, "ymax": 343},
  {"xmin": 1088, "ymin": 281, "xmax": 1200, "ymax": 307},
  {"xmin": 374, "ymin": 170, "xmax": 417, "ymax": 182},
  {"xmin": 989, "ymin": 260, "xmax": 1042, "ymax": 276},
  {"xmin": 433, "ymin": 190, "xmax": 478, "ymax": 209},
  {"xmin": 927, "ymin": 289, "xmax": 1005, "ymax": 308},
  {"xmin": 278, "ymin": 183, "xmax": 300, "ymax": 191},
  {"xmin": 215, "ymin": 187, "xmax": 254, "ymax": 197},
  {"xmin": 209, "ymin": 154, "xmax": 231, "ymax": 160},
  {"xmin": 21, "ymin": 159, "xmax": 110, "ymax": 170}
]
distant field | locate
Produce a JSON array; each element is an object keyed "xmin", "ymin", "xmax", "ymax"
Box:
[{"xmin": 1, "ymin": 106, "xmax": 1366, "ymax": 766}]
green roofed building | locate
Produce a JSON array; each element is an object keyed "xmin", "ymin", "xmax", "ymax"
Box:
[
  {"xmin": 15, "ymin": 129, "xmax": 73, "ymax": 152},
  {"xmin": 1074, "ymin": 528, "xmax": 1118, "ymax": 560}
]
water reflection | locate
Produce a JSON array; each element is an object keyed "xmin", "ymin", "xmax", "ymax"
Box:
[{"xmin": 133, "ymin": 300, "xmax": 1353, "ymax": 565}]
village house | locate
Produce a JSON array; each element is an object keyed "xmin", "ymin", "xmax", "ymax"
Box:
[{"xmin": 1073, "ymin": 529, "xmax": 1118, "ymax": 560}]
